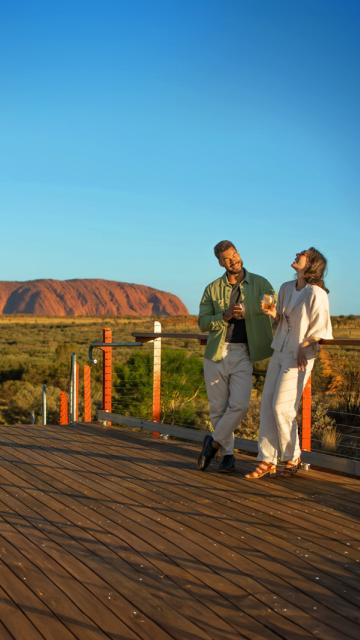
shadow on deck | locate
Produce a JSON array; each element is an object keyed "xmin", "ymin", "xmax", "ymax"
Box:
[{"xmin": 0, "ymin": 423, "xmax": 359, "ymax": 640}]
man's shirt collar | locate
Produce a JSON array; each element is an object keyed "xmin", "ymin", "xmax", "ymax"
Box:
[{"xmin": 223, "ymin": 268, "xmax": 249, "ymax": 286}]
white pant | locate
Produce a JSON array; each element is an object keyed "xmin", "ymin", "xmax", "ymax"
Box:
[
  {"xmin": 204, "ymin": 343, "xmax": 253, "ymax": 455},
  {"xmin": 258, "ymin": 350, "xmax": 314, "ymax": 464}
]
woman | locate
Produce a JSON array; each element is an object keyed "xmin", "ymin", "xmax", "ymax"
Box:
[{"xmin": 245, "ymin": 247, "xmax": 333, "ymax": 479}]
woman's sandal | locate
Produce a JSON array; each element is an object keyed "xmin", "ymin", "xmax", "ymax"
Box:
[
  {"xmin": 280, "ymin": 458, "xmax": 302, "ymax": 476},
  {"xmin": 244, "ymin": 461, "xmax": 277, "ymax": 480}
]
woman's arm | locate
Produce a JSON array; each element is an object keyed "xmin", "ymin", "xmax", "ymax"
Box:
[
  {"xmin": 261, "ymin": 306, "xmax": 280, "ymax": 321},
  {"xmin": 297, "ymin": 336, "xmax": 321, "ymax": 371}
]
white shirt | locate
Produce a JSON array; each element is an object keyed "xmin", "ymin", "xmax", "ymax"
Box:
[{"xmin": 272, "ymin": 281, "xmax": 333, "ymax": 357}]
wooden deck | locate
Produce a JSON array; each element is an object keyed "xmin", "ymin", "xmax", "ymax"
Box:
[{"xmin": 0, "ymin": 424, "xmax": 359, "ymax": 640}]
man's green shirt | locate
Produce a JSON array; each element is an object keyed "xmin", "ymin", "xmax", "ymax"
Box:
[{"xmin": 198, "ymin": 270, "xmax": 274, "ymax": 363}]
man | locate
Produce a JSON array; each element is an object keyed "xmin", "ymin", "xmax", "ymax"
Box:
[{"xmin": 198, "ymin": 240, "xmax": 274, "ymax": 472}]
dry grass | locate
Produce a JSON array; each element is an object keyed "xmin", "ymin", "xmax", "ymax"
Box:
[
  {"xmin": 320, "ymin": 427, "xmax": 342, "ymax": 451},
  {"xmin": 332, "ymin": 316, "xmax": 360, "ymax": 339}
]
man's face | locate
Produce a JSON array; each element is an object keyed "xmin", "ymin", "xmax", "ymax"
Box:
[{"xmin": 218, "ymin": 247, "xmax": 243, "ymax": 274}]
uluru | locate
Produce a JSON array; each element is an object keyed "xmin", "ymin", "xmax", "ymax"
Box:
[{"xmin": 0, "ymin": 279, "xmax": 189, "ymax": 317}]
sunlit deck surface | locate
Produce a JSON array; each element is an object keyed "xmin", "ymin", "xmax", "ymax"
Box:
[{"xmin": 0, "ymin": 424, "xmax": 359, "ymax": 640}]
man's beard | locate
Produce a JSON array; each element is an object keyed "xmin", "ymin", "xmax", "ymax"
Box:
[{"xmin": 227, "ymin": 263, "xmax": 243, "ymax": 275}]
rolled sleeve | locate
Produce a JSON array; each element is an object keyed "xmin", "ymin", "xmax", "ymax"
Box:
[{"xmin": 308, "ymin": 288, "xmax": 333, "ymax": 340}]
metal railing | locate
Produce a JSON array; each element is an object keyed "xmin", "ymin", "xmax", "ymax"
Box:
[
  {"xmin": 66, "ymin": 324, "xmax": 360, "ymax": 476},
  {"xmin": 307, "ymin": 340, "xmax": 360, "ymax": 468},
  {"xmin": 130, "ymin": 330, "xmax": 360, "ymax": 465}
]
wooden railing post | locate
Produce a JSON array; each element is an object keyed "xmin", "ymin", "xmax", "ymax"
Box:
[
  {"xmin": 152, "ymin": 321, "xmax": 162, "ymax": 422},
  {"xmin": 83, "ymin": 364, "xmax": 92, "ymax": 422},
  {"xmin": 69, "ymin": 352, "xmax": 78, "ymax": 423},
  {"xmin": 76, "ymin": 361, "xmax": 80, "ymax": 422},
  {"xmin": 42, "ymin": 384, "xmax": 47, "ymax": 426},
  {"xmin": 301, "ymin": 375, "xmax": 312, "ymax": 451},
  {"xmin": 102, "ymin": 327, "xmax": 112, "ymax": 424},
  {"xmin": 59, "ymin": 391, "xmax": 69, "ymax": 425}
]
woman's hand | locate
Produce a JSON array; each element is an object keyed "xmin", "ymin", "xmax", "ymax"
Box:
[
  {"xmin": 260, "ymin": 301, "xmax": 277, "ymax": 319},
  {"xmin": 297, "ymin": 345, "xmax": 308, "ymax": 371}
]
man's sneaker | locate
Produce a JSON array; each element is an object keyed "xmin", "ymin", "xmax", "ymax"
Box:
[
  {"xmin": 218, "ymin": 454, "xmax": 236, "ymax": 473},
  {"xmin": 197, "ymin": 435, "xmax": 217, "ymax": 471}
]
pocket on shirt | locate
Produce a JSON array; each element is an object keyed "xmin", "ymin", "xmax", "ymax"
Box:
[{"xmin": 213, "ymin": 299, "xmax": 225, "ymax": 312}]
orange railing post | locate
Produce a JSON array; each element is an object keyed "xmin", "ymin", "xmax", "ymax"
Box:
[
  {"xmin": 83, "ymin": 364, "xmax": 92, "ymax": 422},
  {"xmin": 301, "ymin": 375, "xmax": 312, "ymax": 451},
  {"xmin": 102, "ymin": 327, "xmax": 112, "ymax": 424},
  {"xmin": 152, "ymin": 320, "xmax": 162, "ymax": 422},
  {"xmin": 59, "ymin": 391, "xmax": 69, "ymax": 425}
]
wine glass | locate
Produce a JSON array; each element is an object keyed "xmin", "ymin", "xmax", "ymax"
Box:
[{"xmin": 261, "ymin": 293, "xmax": 276, "ymax": 312}]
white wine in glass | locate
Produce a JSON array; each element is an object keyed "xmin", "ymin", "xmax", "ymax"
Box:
[{"xmin": 261, "ymin": 293, "xmax": 276, "ymax": 311}]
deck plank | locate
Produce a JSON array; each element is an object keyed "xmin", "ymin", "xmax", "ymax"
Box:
[
  {"xmin": 0, "ymin": 423, "xmax": 359, "ymax": 640},
  {"xmin": 0, "ymin": 439, "xmax": 263, "ymax": 640}
]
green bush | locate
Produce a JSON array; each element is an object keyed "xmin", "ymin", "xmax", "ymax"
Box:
[{"xmin": 113, "ymin": 349, "xmax": 207, "ymax": 426}]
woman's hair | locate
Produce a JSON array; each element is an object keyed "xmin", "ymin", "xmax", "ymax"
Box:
[{"xmin": 303, "ymin": 247, "xmax": 329, "ymax": 292}]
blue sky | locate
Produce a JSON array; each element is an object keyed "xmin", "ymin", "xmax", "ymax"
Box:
[{"xmin": 0, "ymin": 0, "xmax": 359, "ymax": 314}]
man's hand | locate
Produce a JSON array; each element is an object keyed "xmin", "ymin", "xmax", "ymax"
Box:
[{"xmin": 223, "ymin": 303, "xmax": 245, "ymax": 321}]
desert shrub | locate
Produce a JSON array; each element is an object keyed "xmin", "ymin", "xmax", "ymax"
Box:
[
  {"xmin": 311, "ymin": 401, "xmax": 341, "ymax": 452},
  {"xmin": 0, "ymin": 380, "xmax": 61, "ymax": 425},
  {"xmin": 335, "ymin": 366, "xmax": 360, "ymax": 414}
]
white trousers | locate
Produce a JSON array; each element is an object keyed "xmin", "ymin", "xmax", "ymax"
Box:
[
  {"xmin": 204, "ymin": 343, "xmax": 253, "ymax": 455},
  {"xmin": 258, "ymin": 350, "xmax": 314, "ymax": 464}
]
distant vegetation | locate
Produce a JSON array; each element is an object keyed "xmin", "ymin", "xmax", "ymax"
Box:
[
  {"xmin": 0, "ymin": 315, "xmax": 199, "ymax": 425},
  {"xmin": 0, "ymin": 314, "xmax": 359, "ymax": 457}
]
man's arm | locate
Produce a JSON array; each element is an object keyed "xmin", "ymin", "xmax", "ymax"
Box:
[{"xmin": 198, "ymin": 285, "xmax": 227, "ymax": 332}]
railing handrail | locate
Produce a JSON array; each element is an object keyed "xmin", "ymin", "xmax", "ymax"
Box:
[
  {"xmin": 319, "ymin": 339, "xmax": 360, "ymax": 345},
  {"xmin": 132, "ymin": 332, "xmax": 360, "ymax": 347},
  {"xmin": 132, "ymin": 331, "xmax": 207, "ymax": 344}
]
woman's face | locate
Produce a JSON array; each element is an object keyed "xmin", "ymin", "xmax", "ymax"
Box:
[{"xmin": 291, "ymin": 250, "xmax": 308, "ymax": 272}]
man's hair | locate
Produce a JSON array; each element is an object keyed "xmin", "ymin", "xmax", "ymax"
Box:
[{"xmin": 213, "ymin": 240, "xmax": 236, "ymax": 259}]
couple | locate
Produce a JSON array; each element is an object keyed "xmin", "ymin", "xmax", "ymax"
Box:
[{"xmin": 197, "ymin": 240, "xmax": 332, "ymax": 478}]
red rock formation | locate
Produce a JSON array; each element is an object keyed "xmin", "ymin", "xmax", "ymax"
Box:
[{"xmin": 0, "ymin": 279, "xmax": 188, "ymax": 317}]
